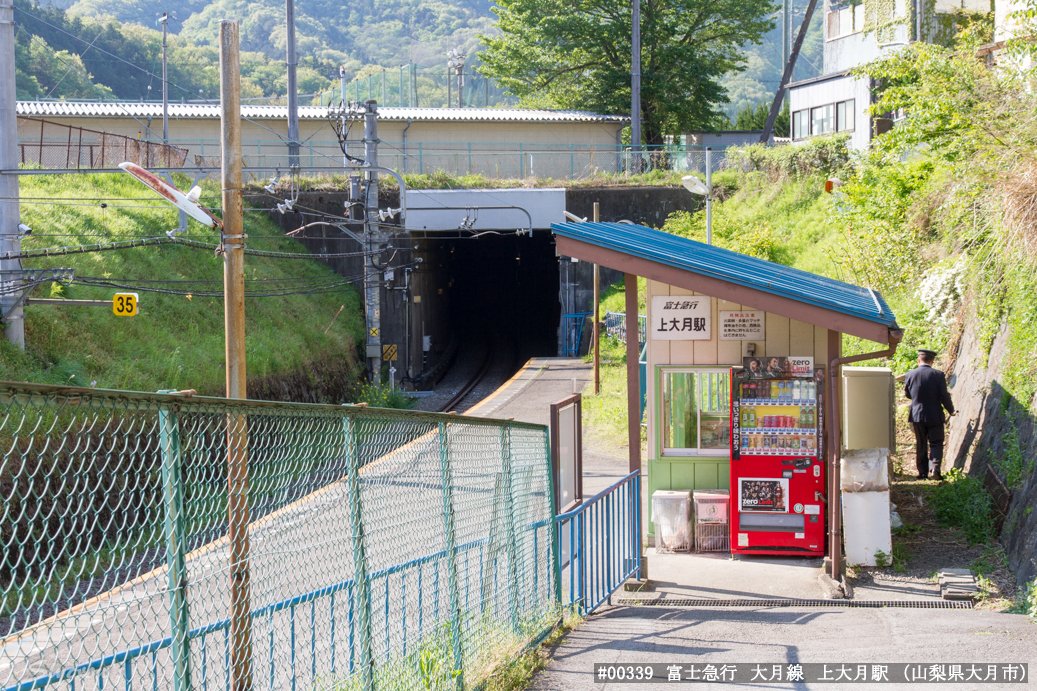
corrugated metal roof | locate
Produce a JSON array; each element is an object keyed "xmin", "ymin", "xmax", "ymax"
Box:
[
  {"xmin": 16, "ymin": 102, "xmax": 627, "ymax": 124},
  {"xmin": 551, "ymin": 221, "xmax": 898, "ymax": 329}
]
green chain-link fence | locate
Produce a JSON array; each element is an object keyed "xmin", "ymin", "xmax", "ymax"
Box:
[{"xmin": 0, "ymin": 381, "xmax": 558, "ymax": 691}]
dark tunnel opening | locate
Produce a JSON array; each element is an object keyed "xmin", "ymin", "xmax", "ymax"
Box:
[{"xmin": 435, "ymin": 231, "xmax": 560, "ymax": 373}]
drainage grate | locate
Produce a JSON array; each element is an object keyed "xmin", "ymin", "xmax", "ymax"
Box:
[{"xmin": 611, "ymin": 598, "xmax": 973, "ymax": 609}]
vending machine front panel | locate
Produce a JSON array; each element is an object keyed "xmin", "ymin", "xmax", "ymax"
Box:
[{"xmin": 730, "ymin": 357, "xmax": 826, "ymax": 556}]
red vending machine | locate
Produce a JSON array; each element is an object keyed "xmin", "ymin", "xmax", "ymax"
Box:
[{"xmin": 729, "ymin": 357, "xmax": 826, "ymax": 556}]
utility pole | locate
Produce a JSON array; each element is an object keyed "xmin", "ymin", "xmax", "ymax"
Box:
[
  {"xmin": 364, "ymin": 101, "xmax": 382, "ymax": 385},
  {"xmin": 761, "ymin": 0, "xmax": 819, "ymax": 143},
  {"xmin": 631, "ymin": 0, "xmax": 641, "ymax": 174},
  {"xmin": 339, "ymin": 66, "xmax": 348, "ymax": 167},
  {"xmin": 286, "ymin": 0, "xmax": 300, "ymax": 167},
  {"xmin": 219, "ymin": 20, "xmax": 252, "ymax": 691},
  {"xmin": 161, "ymin": 13, "xmax": 169, "ymax": 143},
  {"xmin": 592, "ymin": 202, "xmax": 600, "ymax": 395},
  {"xmin": 0, "ymin": 0, "xmax": 23, "ymax": 348},
  {"xmin": 783, "ymin": 0, "xmax": 791, "ymax": 75}
]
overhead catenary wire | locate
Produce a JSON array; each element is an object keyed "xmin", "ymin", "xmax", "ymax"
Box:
[
  {"xmin": 71, "ymin": 261, "xmax": 420, "ymax": 297},
  {"xmin": 0, "ymin": 236, "xmax": 403, "ymax": 261}
]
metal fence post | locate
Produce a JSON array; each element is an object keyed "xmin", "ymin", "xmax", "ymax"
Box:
[
  {"xmin": 545, "ymin": 427, "xmax": 562, "ymax": 606},
  {"xmin": 437, "ymin": 422, "xmax": 465, "ymax": 691},
  {"xmin": 499, "ymin": 424, "xmax": 521, "ymax": 632},
  {"xmin": 158, "ymin": 401, "xmax": 192, "ymax": 691},
  {"xmin": 344, "ymin": 415, "xmax": 375, "ymax": 691}
]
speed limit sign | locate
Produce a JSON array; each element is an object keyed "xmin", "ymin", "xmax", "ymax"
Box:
[{"xmin": 112, "ymin": 293, "xmax": 139, "ymax": 317}]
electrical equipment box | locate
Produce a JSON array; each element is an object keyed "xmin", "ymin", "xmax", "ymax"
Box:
[{"xmin": 841, "ymin": 367, "xmax": 895, "ymax": 452}]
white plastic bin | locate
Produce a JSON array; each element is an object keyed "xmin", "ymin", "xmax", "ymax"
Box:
[
  {"xmin": 652, "ymin": 490, "xmax": 692, "ymax": 553},
  {"xmin": 842, "ymin": 490, "xmax": 893, "ymax": 567},
  {"xmin": 841, "ymin": 448, "xmax": 890, "ymax": 493}
]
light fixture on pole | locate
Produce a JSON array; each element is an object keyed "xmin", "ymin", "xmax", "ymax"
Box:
[
  {"xmin": 682, "ymin": 147, "xmax": 713, "ymax": 245},
  {"xmin": 682, "ymin": 174, "xmax": 712, "ymax": 245}
]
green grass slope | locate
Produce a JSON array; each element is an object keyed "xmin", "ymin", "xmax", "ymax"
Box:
[{"xmin": 0, "ymin": 173, "xmax": 364, "ymax": 397}]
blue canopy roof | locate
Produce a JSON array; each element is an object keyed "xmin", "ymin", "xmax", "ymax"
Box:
[{"xmin": 551, "ymin": 221, "xmax": 898, "ymax": 334}]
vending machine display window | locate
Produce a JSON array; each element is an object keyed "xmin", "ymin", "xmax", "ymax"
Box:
[{"xmin": 661, "ymin": 369, "xmax": 731, "ymax": 456}]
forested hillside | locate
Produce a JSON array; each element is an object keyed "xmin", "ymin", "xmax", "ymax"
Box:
[{"xmin": 15, "ymin": 0, "xmax": 816, "ymax": 129}]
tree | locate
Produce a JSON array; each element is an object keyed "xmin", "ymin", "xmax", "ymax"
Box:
[
  {"xmin": 734, "ymin": 100, "xmax": 789, "ymax": 136},
  {"xmin": 478, "ymin": 0, "xmax": 776, "ymax": 146}
]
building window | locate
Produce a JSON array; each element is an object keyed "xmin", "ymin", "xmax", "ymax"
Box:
[
  {"xmin": 837, "ymin": 99, "xmax": 855, "ymax": 132},
  {"xmin": 811, "ymin": 105, "xmax": 834, "ymax": 135},
  {"xmin": 661, "ymin": 369, "xmax": 731, "ymax": 456},
  {"xmin": 793, "ymin": 110, "xmax": 809, "ymax": 140}
]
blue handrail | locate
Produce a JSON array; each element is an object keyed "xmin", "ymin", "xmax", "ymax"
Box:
[{"xmin": 556, "ymin": 471, "xmax": 641, "ymax": 614}]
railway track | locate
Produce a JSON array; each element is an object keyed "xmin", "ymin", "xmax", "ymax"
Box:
[{"xmin": 438, "ymin": 345, "xmax": 493, "ymax": 413}]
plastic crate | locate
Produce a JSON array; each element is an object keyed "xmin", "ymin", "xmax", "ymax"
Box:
[{"xmin": 693, "ymin": 489, "xmax": 730, "ymax": 553}]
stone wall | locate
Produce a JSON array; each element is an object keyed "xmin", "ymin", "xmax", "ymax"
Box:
[{"xmin": 945, "ymin": 307, "xmax": 1037, "ymax": 587}]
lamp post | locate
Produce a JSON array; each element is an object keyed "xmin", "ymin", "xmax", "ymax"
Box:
[
  {"xmin": 447, "ymin": 49, "xmax": 466, "ymax": 108},
  {"xmin": 682, "ymin": 147, "xmax": 713, "ymax": 245}
]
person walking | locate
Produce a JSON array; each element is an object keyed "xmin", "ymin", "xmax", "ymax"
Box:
[{"xmin": 903, "ymin": 348, "xmax": 955, "ymax": 480}]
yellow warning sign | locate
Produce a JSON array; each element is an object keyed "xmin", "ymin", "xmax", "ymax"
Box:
[
  {"xmin": 382, "ymin": 344, "xmax": 398, "ymax": 361},
  {"xmin": 112, "ymin": 293, "xmax": 139, "ymax": 317},
  {"xmin": 369, "ymin": 327, "xmax": 379, "ymax": 337}
]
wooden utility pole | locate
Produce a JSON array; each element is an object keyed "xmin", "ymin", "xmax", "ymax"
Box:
[
  {"xmin": 0, "ymin": 0, "xmax": 24, "ymax": 348},
  {"xmin": 593, "ymin": 202, "xmax": 600, "ymax": 394},
  {"xmin": 220, "ymin": 20, "xmax": 252, "ymax": 691}
]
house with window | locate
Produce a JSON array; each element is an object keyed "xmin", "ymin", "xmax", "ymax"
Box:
[{"xmin": 788, "ymin": 0, "xmax": 990, "ymax": 148}]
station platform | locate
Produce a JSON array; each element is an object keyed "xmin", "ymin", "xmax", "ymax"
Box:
[{"xmin": 466, "ymin": 357, "xmax": 632, "ymax": 497}]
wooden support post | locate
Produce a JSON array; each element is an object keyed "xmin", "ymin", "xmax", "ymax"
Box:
[
  {"xmin": 625, "ymin": 273, "xmax": 640, "ymax": 474},
  {"xmin": 593, "ymin": 202, "xmax": 601, "ymax": 394}
]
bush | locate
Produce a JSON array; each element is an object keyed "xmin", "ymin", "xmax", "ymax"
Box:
[
  {"xmin": 929, "ymin": 468, "xmax": 996, "ymax": 544},
  {"xmin": 725, "ymin": 133, "xmax": 852, "ymax": 181}
]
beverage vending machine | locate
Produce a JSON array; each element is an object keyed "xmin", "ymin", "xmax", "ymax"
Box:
[{"xmin": 729, "ymin": 357, "xmax": 826, "ymax": 556}]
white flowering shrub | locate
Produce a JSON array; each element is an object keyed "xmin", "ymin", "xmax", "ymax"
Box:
[{"xmin": 915, "ymin": 256, "xmax": 967, "ymax": 328}]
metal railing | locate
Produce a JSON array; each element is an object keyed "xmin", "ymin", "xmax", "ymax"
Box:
[
  {"xmin": 0, "ymin": 381, "xmax": 557, "ymax": 691},
  {"xmin": 603, "ymin": 312, "xmax": 647, "ymax": 350},
  {"xmin": 14, "ymin": 135, "xmax": 729, "ymax": 181},
  {"xmin": 17, "ymin": 118, "xmax": 188, "ymax": 169},
  {"xmin": 562, "ymin": 313, "xmax": 592, "ymax": 357},
  {"xmin": 556, "ymin": 471, "xmax": 641, "ymax": 614}
]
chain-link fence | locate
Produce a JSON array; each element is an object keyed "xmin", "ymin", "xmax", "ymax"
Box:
[
  {"xmin": 0, "ymin": 381, "xmax": 558, "ymax": 691},
  {"xmin": 191, "ymin": 141, "xmax": 727, "ymax": 181}
]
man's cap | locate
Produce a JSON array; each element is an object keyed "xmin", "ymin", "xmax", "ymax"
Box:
[{"xmin": 918, "ymin": 348, "xmax": 938, "ymax": 357}]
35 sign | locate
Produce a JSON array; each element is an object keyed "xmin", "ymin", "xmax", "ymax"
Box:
[{"xmin": 112, "ymin": 293, "xmax": 139, "ymax": 317}]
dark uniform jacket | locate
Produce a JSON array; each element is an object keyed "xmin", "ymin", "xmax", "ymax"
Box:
[{"xmin": 903, "ymin": 364, "xmax": 955, "ymax": 424}]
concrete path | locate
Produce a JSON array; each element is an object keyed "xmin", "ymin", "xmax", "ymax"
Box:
[
  {"xmin": 468, "ymin": 357, "xmax": 632, "ymax": 497},
  {"xmin": 625, "ymin": 551, "xmax": 826, "ymax": 602},
  {"xmin": 530, "ymin": 605, "xmax": 1036, "ymax": 690}
]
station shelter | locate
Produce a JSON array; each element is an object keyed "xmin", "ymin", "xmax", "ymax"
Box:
[{"xmin": 550, "ymin": 221, "xmax": 903, "ymax": 577}]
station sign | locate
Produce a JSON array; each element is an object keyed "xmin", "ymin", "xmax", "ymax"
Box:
[{"xmin": 651, "ymin": 296, "xmax": 711, "ymax": 340}]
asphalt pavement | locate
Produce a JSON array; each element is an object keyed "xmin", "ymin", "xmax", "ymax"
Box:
[{"xmin": 530, "ymin": 605, "xmax": 1036, "ymax": 690}]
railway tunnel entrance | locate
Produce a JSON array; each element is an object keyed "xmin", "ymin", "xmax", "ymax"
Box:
[{"xmin": 408, "ymin": 230, "xmax": 560, "ymax": 392}]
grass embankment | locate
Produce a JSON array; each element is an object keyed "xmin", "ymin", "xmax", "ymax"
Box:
[
  {"xmin": 270, "ymin": 168, "xmax": 693, "ymax": 194},
  {"xmin": 0, "ymin": 173, "xmax": 364, "ymax": 397}
]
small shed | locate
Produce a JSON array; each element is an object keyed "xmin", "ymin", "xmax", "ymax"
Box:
[{"xmin": 550, "ymin": 220, "xmax": 902, "ymax": 576}]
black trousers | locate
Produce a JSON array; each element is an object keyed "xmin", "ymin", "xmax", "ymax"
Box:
[{"xmin": 912, "ymin": 421, "xmax": 945, "ymax": 477}]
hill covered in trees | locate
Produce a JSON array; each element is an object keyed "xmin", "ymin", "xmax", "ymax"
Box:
[{"xmin": 15, "ymin": 0, "xmax": 818, "ymax": 138}]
